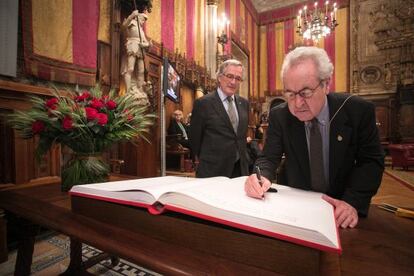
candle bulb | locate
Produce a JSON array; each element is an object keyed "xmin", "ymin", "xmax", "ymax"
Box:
[
  {"xmin": 221, "ymin": 13, "xmax": 226, "ymax": 35},
  {"xmin": 334, "ymin": 7, "xmax": 337, "ymax": 21},
  {"xmin": 325, "ymin": 1, "xmax": 329, "ymax": 15},
  {"xmin": 304, "ymin": 6, "xmax": 307, "ymax": 21},
  {"xmin": 226, "ymin": 19, "xmax": 230, "ymax": 40},
  {"xmin": 218, "ymin": 21, "xmax": 222, "ymax": 36}
]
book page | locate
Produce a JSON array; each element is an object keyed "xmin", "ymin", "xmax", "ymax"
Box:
[
  {"xmin": 136, "ymin": 176, "xmax": 229, "ymax": 199},
  {"xmin": 160, "ymin": 176, "xmax": 337, "ymax": 248},
  {"xmin": 72, "ymin": 176, "xmax": 193, "ymax": 196},
  {"xmin": 71, "ymin": 176, "xmax": 229, "ymax": 202}
]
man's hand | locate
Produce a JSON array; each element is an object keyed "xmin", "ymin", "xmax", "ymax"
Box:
[
  {"xmin": 244, "ymin": 174, "xmax": 271, "ymax": 199},
  {"xmin": 322, "ymin": 195, "xmax": 358, "ymax": 228}
]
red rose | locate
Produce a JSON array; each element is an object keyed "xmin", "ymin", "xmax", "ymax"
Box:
[
  {"xmin": 32, "ymin": 120, "xmax": 45, "ymax": 134},
  {"xmin": 45, "ymin": 98, "xmax": 58, "ymax": 109},
  {"xmin": 106, "ymin": 100, "xmax": 117, "ymax": 110},
  {"xmin": 90, "ymin": 98, "xmax": 104, "ymax": 109},
  {"xmin": 75, "ymin": 91, "xmax": 91, "ymax": 102},
  {"xmin": 62, "ymin": 116, "xmax": 73, "ymax": 130},
  {"xmin": 97, "ymin": 113, "xmax": 108, "ymax": 126},
  {"xmin": 85, "ymin": 107, "xmax": 98, "ymax": 120}
]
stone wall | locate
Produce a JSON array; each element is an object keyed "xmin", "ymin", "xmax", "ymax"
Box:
[{"xmin": 350, "ymin": 0, "xmax": 414, "ymax": 143}]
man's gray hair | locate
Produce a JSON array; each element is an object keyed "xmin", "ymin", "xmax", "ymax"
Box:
[
  {"xmin": 280, "ymin": 46, "xmax": 333, "ymax": 84},
  {"xmin": 216, "ymin": 59, "xmax": 243, "ymax": 79}
]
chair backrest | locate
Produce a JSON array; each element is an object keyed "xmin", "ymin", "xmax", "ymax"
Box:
[{"xmin": 388, "ymin": 144, "xmax": 414, "ymax": 165}]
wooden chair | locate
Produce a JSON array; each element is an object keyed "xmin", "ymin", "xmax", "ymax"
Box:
[
  {"xmin": 388, "ymin": 144, "xmax": 414, "ymax": 170},
  {"xmin": 166, "ymin": 135, "xmax": 190, "ymax": 172}
]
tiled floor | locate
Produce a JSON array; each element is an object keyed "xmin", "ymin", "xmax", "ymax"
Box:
[{"xmin": 0, "ymin": 234, "xmax": 161, "ymax": 275}]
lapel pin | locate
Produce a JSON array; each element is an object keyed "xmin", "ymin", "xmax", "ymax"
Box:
[{"xmin": 337, "ymin": 135, "xmax": 343, "ymax": 141}]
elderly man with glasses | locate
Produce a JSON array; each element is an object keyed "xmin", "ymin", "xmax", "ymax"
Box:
[
  {"xmin": 190, "ymin": 59, "xmax": 249, "ymax": 178},
  {"xmin": 245, "ymin": 46, "xmax": 384, "ymax": 229}
]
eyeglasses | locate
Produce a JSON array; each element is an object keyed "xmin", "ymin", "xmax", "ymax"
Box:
[
  {"xmin": 222, "ymin": 73, "xmax": 243, "ymax": 82},
  {"xmin": 283, "ymin": 80, "xmax": 324, "ymax": 100}
]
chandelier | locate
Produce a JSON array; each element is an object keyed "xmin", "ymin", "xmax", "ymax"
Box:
[{"xmin": 296, "ymin": 1, "xmax": 338, "ymax": 43}]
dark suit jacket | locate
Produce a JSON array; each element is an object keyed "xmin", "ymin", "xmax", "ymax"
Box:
[
  {"xmin": 190, "ymin": 91, "xmax": 249, "ymax": 178},
  {"xmin": 167, "ymin": 120, "xmax": 189, "ymax": 148},
  {"xmin": 168, "ymin": 120, "xmax": 189, "ymax": 138},
  {"xmin": 256, "ymin": 93, "xmax": 384, "ymax": 216}
]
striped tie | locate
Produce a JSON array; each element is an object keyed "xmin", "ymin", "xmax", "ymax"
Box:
[
  {"xmin": 177, "ymin": 122, "xmax": 188, "ymax": 139},
  {"xmin": 310, "ymin": 118, "xmax": 327, "ymax": 192},
  {"xmin": 226, "ymin": 96, "xmax": 238, "ymax": 133}
]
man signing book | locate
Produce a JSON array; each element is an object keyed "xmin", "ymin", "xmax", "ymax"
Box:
[{"xmin": 244, "ymin": 47, "xmax": 384, "ymax": 229}]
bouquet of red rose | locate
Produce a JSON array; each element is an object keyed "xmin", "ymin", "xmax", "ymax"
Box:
[{"xmin": 8, "ymin": 85, "xmax": 155, "ymax": 190}]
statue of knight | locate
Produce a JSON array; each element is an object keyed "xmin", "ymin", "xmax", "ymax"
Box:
[{"xmin": 121, "ymin": 4, "xmax": 153, "ymax": 106}]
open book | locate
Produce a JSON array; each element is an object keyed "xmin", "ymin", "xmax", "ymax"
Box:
[{"xmin": 69, "ymin": 176, "xmax": 341, "ymax": 253}]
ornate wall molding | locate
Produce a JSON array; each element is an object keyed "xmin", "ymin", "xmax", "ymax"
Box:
[
  {"xmin": 360, "ymin": 66, "xmax": 382, "ymax": 85},
  {"xmin": 370, "ymin": 1, "xmax": 414, "ymax": 50},
  {"xmin": 350, "ymin": 0, "xmax": 414, "ymax": 94},
  {"xmin": 350, "ymin": 0, "xmax": 360, "ymax": 93}
]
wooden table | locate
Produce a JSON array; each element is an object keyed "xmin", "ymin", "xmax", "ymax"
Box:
[{"xmin": 0, "ymin": 183, "xmax": 413, "ymax": 275}]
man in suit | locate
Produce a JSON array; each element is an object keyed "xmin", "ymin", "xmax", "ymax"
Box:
[
  {"xmin": 245, "ymin": 47, "xmax": 384, "ymax": 228},
  {"xmin": 190, "ymin": 59, "xmax": 249, "ymax": 178},
  {"xmin": 168, "ymin": 109, "xmax": 190, "ymax": 149}
]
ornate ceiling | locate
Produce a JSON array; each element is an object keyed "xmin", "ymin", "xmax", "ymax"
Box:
[{"xmin": 250, "ymin": 0, "xmax": 304, "ymax": 13}]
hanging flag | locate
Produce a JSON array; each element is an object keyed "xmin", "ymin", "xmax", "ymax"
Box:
[{"xmin": 22, "ymin": 0, "xmax": 99, "ymax": 86}]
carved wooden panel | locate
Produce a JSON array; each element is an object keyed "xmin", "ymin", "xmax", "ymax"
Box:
[
  {"xmin": 398, "ymin": 85, "xmax": 414, "ymax": 143},
  {"xmin": 399, "ymin": 105, "xmax": 414, "ymax": 142},
  {"xmin": 0, "ymin": 85, "xmax": 61, "ymax": 186},
  {"xmin": 181, "ymin": 85, "xmax": 194, "ymax": 117},
  {"xmin": 165, "ymin": 100, "xmax": 177, "ymax": 131},
  {"xmin": 13, "ymin": 134, "xmax": 60, "ymax": 184},
  {"xmin": 117, "ymin": 52, "xmax": 162, "ymax": 177},
  {"xmin": 374, "ymin": 105, "xmax": 389, "ymax": 143},
  {"xmin": 111, "ymin": 0, "xmax": 121, "ymax": 90},
  {"xmin": 0, "ymin": 109, "xmax": 13, "ymax": 185},
  {"xmin": 97, "ymin": 42, "xmax": 112, "ymax": 91},
  {"xmin": 371, "ymin": 96, "xmax": 400, "ymax": 144}
]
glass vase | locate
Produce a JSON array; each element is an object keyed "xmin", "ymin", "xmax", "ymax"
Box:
[{"xmin": 61, "ymin": 152, "xmax": 109, "ymax": 192}]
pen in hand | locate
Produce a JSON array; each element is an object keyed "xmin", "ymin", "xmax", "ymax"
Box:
[
  {"xmin": 255, "ymin": 166, "xmax": 278, "ymax": 195},
  {"xmin": 255, "ymin": 166, "xmax": 265, "ymax": 199}
]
